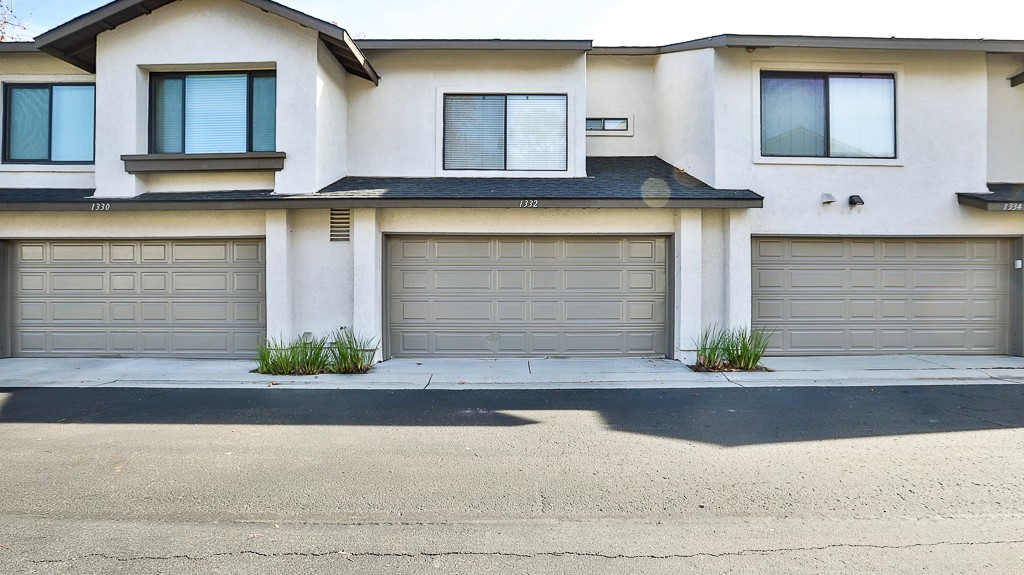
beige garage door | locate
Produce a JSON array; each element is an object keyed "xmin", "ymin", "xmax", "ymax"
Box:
[
  {"xmin": 752, "ymin": 237, "xmax": 1012, "ymax": 355},
  {"xmin": 388, "ymin": 236, "xmax": 668, "ymax": 357},
  {"xmin": 11, "ymin": 239, "xmax": 266, "ymax": 358}
]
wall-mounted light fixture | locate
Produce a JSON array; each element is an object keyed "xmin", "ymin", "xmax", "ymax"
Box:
[
  {"xmin": 848, "ymin": 195, "xmax": 865, "ymax": 206},
  {"xmin": 820, "ymin": 193, "xmax": 836, "ymax": 204}
]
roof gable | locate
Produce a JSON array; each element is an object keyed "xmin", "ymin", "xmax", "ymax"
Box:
[{"xmin": 34, "ymin": 0, "xmax": 378, "ymax": 84}]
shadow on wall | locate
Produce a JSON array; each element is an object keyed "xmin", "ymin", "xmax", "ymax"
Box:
[{"xmin": 0, "ymin": 386, "xmax": 1022, "ymax": 447}]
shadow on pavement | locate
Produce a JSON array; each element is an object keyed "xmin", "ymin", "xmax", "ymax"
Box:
[{"xmin": 0, "ymin": 386, "xmax": 1022, "ymax": 446}]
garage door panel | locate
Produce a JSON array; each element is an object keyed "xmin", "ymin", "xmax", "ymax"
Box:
[
  {"xmin": 11, "ymin": 240, "xmax": 266, "ymax": 358},
  {"xmin": 17, "ymin": 302, "xmax": 46, "ymax": 322},
  {"xmin": 496, "ymin": 240, "xmax": 526, "ymax": 260},
  {"xmin": 172, "ymin": 302, "xmax": 230, "ymax": 322},
  {"xmin": 531, "ymin": 270, "xmax": 559, "ymax": 290},
  {"xmin": 171, "ymin": 243, "xmax": 229, "ymax": 263},
  {"xmin": 564, "ymin": 269, "xmax": 623, "ymax": 290},
  {"xmin": 141, "ymin": 244, "xmax": 168, "ymax": 262},
  {"xmin": 497, "ymin": 270, "xmax": 527, "ymax": 290},
  {"xmin": 110, "ymin": 244, "xmax": 136, "ymax": 262},
  {"xmin": 388, "ymin": 236, "xmax": 668, "ymax": 357},
  {"xmin": 172, "ymin": 272, "xmax": 229, "ymax": 292},
  {"xmin": 51, "ymin": 273, "xmax": 105, "ymax": 292},
  {"xmin": 753, "ymin": 237, "xmax": 1010, "ymax": 355},
  {"xmin": 497, "ymin": 301, "xmax": 526, "ymax": 321},
  {"xmin": 110, "ymin": 303, "xmax": 138, "ymax": 321},
  {"xmin": 789, "ymin": 269, "xmax": 845, "ymax": 289},
  {"xmin": 914, "ymin": 242, "xmax": 969, "ymax": 259},
  {"xmin": 530, "ymin": 301, "xmax": 559, "ymax": 321},
  {"xmin": 50, "ymin": 302, "xmax": 106, "ymax": 322},
  {"xmin": 564, "ymin": 240, "xmax": 623, "ymax": 260},
  {"xmin": 50, "ymin": 331, "xmax": 108, "ymax": 352},
  {"xmin": 18, "ymin": 244, "xmax": 45, "ymax": 262},
  {"xmin": 436, "ymin": 270, "xmax": 491, "ymax": 290},
  {"xmin": 51, "ymin": 244, "xmax": 104, "ymax": 262},
  {"xmin": 790, "ymin": 240, "xmax": 845, "ymax": 258},
  {"xmin": 434, "ymin": 239, "xmax": 491, "ymax": 259},
  {"xmin": 433, "ymin": 332, "xmax": 493, "ymax": 354},
  {"xmin": 234, "ymin": 272, "xmax": 263, "ymax": 292},
  {"xmin": 789, "ymin": 299, "xmax": 846, "ymax": 320}
]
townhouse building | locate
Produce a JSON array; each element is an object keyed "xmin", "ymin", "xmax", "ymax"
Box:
[{"xmin": 1, "ymin": 0, "xmax": 1023, "ymax": 360}]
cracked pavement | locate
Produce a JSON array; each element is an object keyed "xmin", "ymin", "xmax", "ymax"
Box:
[{"xmin": 1, "ymin": 386, "xmax": 1023, "ymax": 573}]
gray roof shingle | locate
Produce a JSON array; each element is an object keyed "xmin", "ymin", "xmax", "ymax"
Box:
[
  {"xmin": 0, "ymin": 157, "xmax": 762, "ymax": 209},
  {"xmin": 318, "ymin": 156, "xmax": 762, "ymax": 204}
]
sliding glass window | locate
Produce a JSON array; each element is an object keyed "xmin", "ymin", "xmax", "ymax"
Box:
[
  {"xmin": 3, "ymin": 84, "xmax": 95, "ymax": 164},
  {"xmin": 761, "ymin": 72, "xmax": 896, "ymax": 159},
  {"xmin": 151, "ymin": 72, "xmax": 276, "ymax": 154},
  {"xmin": 443, "ymin": 94, "xmax": 568, "ymax": 171}
]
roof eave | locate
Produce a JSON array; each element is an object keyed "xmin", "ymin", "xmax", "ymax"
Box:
[
  {"xmin": 0, "ymin": 42, "xmax": 39, "ymax": 52},
  {"xmin": 594, "ymin": 34, "xmax": 1024, "ymax": 55},
  {"xmin": 356, "ymin": 39, "xmax": 593, "ymax": 51},
  {"xmin": 0, "ymin": 197, "xmax": 763, "ymax": 211},
  {"xmin": 32, "ymin": 0, "xmax": 378, "ymax": 83}
]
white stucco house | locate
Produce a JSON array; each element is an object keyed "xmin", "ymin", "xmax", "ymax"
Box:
[{"xmin": 1, "ymin": 0, "xmax": 1023, "ymax": 361}]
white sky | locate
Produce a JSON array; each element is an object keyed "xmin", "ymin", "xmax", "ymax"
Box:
[{"xmin": 12, "ymin": 0, "xmax": 1024, "ymax": 45}]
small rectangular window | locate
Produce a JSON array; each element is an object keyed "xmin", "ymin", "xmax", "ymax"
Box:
[
  {"xmin": 761, "ymin": 72, "xmax": 895, "ymax": 159},
  {"xmin": 443, "ymin": 93, "xmax": 567, "ymax": 171},
  {"xmin": 586, "ymin": 118, "xmax": 628, "ymax": 132},
  {"xmin": 3, "ymin": 84, "xmax": 95, "ymax": 164},
  {"xmin": 150, "ymin": 72, "xmax": 276, "ymax": 154}
]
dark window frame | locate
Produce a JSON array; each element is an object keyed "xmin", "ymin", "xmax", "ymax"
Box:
[
  {"xmin": 148, "ymin": 70, "xmax": 276, "ymax": 155},
  {"xmin": 760, "ymin": 71, "xmax": 898, "ymax": 159},
  {"xmin": 442, "ymin": 93, "xmax": 569, "ymax": 172},
  {"xmin": 2, "ymin": 82, "xmax": 97, "ymax": 165},
  {"xmin": 586, "ymin": 117, "xmax": 629, "ymax": 132}
]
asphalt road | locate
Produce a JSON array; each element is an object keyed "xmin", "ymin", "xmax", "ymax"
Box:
[{"xmin": 1, "ymin": 385, "xmax": 1022, "ymax": 574}]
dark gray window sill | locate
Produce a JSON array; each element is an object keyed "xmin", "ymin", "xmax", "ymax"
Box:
[{"xmin": 121, "ymin": 152, "xmax": 286, "ymax": 174}]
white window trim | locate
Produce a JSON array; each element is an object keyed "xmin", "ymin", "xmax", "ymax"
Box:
[
  {"xmin": 751, "ymin": 61, "xmax": 906, "ymax": 167},
  {"xmin": 435, "ymin": 86, "xmax": 578, "ymax": 177},
  {"xmin": 585, "ymin": 114, "xmax": 634, "ymax": 137}
]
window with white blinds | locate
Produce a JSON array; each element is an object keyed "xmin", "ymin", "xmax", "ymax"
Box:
[
  {"xmin": 150, "ymin": 72, "xmax": 276, "ymax": 154},
  {"xmin": 443, "ymin": 94, "xmax": 567, "ymax": 171}
]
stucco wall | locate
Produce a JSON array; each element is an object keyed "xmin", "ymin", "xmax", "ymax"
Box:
[
  {"xmin": 585, "ymin": 54, "xmax": 657, "ymax": 157},
  {"xmin": 653, "ymin": 49, "xmax": 717, "ymax": 186},
  {"xmin": 988, "ymin": 53, "xmax": 1024, "ymax": 184},
  {"xmin": 289, "ymin": 209, "xmax": 353, "ymax": 337},
  {"xmin": 92, "ymin": 0, "xmax": 321, "ymax": 197},
  {"xmin": 347, "ymin": 49, "xmax": 588, "ymax": 177},
  {"xmin": 710, "ymin": 47, "xmax": 1024, "ymax": 236},
  {"xmin": 0, "ymin": 53, "xmax": 96, "ymax": 189},
  {"xmin": 315, "ymin": 42, "xmax": 349, "ymax": 191},
  {"xmin": 0, "ymin": 210, "xmax": 265, "ymax": 237}
]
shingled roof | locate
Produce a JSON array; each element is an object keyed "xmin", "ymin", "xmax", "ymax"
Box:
[
  {"xmin": 317, "ymin": 157, "xmax": 762, "ymax": 207},
  {"xmin": 958, "ymin": 183, "xmax": 1024, "ymax": 211},
  {"xmin": 33, "ymin": 0, "xmax": 378, "ymax": 84},
  {"xmin": 0, "ymin": 157, "xmax": 761, "ymax": 210}
]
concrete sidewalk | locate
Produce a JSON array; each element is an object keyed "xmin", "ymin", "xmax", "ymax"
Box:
[{"xmin": 2, "ymin": 354, "xmax": 1024, "ymax": 389}]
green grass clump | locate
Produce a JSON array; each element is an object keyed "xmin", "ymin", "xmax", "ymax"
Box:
[
  {"xmin": 693, "ymin": 324, "xmax": 775, "ymax": 371},
  {"xmin": 327, "ymin": 328, "xmax": 378, "ymax": 374},
  {"xmin": 694, "ymin": 324, "xmax": 729, "ymax": 371},
  {"xmin": 256, "ymin": 328, "xmax": 378, "ymax": 375},
  {"xmin": 723, "ymin": 326, "xmax": 774, "ymax": 371}
]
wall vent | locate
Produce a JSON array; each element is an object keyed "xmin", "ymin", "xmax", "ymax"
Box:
[{"xmin": 330, "ymin": 209, "xmax": 352, "ymax": 242}]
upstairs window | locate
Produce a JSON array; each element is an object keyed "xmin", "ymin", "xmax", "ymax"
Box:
[
  {"xmin": 586, "ymin": 118, "xmax": 628, "ymax": 132},
  {"xmin": 3, "ymin": 84, "xmax": 95, "ymax": 164},
  {"xmin": 761, "ymin": 72, "xmax": 896, "ymax": 159},
  {"xmin": 151, "ymin": 72, "xmax": 276, "ymax": 154},
  {"xmin": 443, "ymin": 94, "xmax": 567, "ymax": 171}
]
